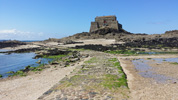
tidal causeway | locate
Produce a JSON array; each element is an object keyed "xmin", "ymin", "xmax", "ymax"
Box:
[{"xmin": 1, "ymin": 15, "xmax": 178, "ymax": 100}]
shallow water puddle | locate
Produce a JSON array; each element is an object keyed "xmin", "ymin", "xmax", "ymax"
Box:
[
  {"xmin": 0, "ymin": 52, "xmax": 52, "ymax": 78},
  {"xmin": 152, "ymin": 58, "xmax": 178, "ymax": 64},
  {"xmin": 132, "ymin": 58, "xmax": 178, "ymax": 83},
  {"xmin": 0, "ymin": 49, "xmax": 10, "ymax": 52}
]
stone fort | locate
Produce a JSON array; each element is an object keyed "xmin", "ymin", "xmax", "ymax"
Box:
[{"xmin": 90, "ymin": 15, "xmax": 122, "ymax": 32}]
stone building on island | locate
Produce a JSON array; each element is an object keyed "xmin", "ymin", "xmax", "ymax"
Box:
[{"xmin": 89, "ymin": 15, "xmax": 122, "ymax": 32}]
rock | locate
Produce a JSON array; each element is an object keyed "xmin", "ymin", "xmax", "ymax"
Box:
[
  {"xmin": 64, "ymin": 62, "xmax": 69, "ymax": 67},
  {"xmin": 62, "ymin": 40, "xmax": 75, "ymax": 45},
  {"xmin": 0, "ymin": 40, "xmax": 27, "ymax": 49},
  {"xmin": 36, "ymin": 59, "xmax": 41, "ymax": 64},
  {"xmin": 82, "ymin": 55, "xmax": 88, "ymax": 58},
  {"xmin": 24, "ymin": 66, "xmax": 31, "ymax": 72},
  {"xmin": 70, "ymin": 58, "xmax": 80, "ymax": 62},
  {"xmin": 6, "ymin": 71, "xmax": 15, "ymax": 74},
  {"xmin": 34, "ymin": 54, "xmax": 43, "ymax": 59},
  {"xmin": 51, "ymin": 61, "xmax": 59, "ymax": 65}
]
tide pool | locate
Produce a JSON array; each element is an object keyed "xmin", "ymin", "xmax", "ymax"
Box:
[{"xmin": 0, "ymin": 52, "xmax": 52, "ymax": 78}]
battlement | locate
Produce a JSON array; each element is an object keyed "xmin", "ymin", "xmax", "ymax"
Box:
[
  {"xmin": 90, "ymin": 15, "xmax": 122, "ymax": 32},
  {"xmin": 95, "ymin": 15, "xmax": 116, "ymax": 18}
]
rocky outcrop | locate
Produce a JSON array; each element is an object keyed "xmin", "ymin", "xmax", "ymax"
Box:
[
  {"xmin": 0, "ymin": 40, "xmax": 26, "ymax": 49},
  {"xmin": 43, "ymin": 27, "xmax": 178, "ymax": 48},
  {"xmin": 35, "ymin": 48, "xmax": 71, "ymax": 58},
  {"xmin": 59, "ymin": 28, "xmax": 132, "ymax": 41},
  {"xmin": 116, "ymin": 30, "xmax": 178, "ymax": 48},
  {"xmin": 123, "ymin": 37, "xmax": 178, "ymax": 48},
  {"xmin": 114, "ymin": 30, "xmax": 178, "ymax": 48},
  {"xmin": 164, "ymin": 30, "xmax": 178, "ymax": 35}
]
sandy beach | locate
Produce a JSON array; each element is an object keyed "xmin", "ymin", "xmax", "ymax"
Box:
[{"xmin": 0, "ymin": 57, "xmax": 89, "ymax": 100}]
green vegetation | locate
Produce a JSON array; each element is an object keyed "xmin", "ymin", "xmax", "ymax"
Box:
[
  {"xmin": 42, "ymin": 54, "xmax": 66, "ymax": 59},
  {"xmin": 59, "ymin": 75, "xmax": 95, "ymax": 88},
  {"xmin": 105, "ymin": 50, "xmax": 178, "ymax": 56},
  {"xmin": 108, "ymin": 58, "xmax": 118, "ymax": 62},
  {"xmin": 10, "ymin": 70, "xmax": 27, "ymax": 77},
  {"xmin": 102, "ymin": 73, "xmax": 128, "ymax": 89},
  {"xmin": 84, "ymin": 57, "xmax": 97, "ymax": 63},
  {"xmin": 8, "ymin": 64, "xmax": 46, "ymax": 77},
  {"xmin": 30, "ymin": 64, "xmax": 45, "ymax": 71},
  {"xmin": 163, "ymin": 59, "xmax": 166, "ymax": 61},
  {"xmin": 107, "ymin": 58, "xmax": 128, "ymax": 88},
  {"xmin": 171, "ymin": 62, "xmax": 178, "ymax": 65},
  {"xmin": 6, "ymin": 51, "xmax": 79, "ymax": 78},
  {"xmin": 100, "ymin": 58, "xmax": 128, "ymax": 89},
  {"xmin": 69, "ymin": 48, "xmax": 87, "ymax": 51},
  {"xmin": 102, "ymin": 74, "xmax": 120, "ymax": 89},
  {"xmin": 7, "ymin": 53, "xmax": 68, "ymax": 77},
  {"xmin": 6, "ymin": 71, "xmax": 14, "ymax": 74},
  {"xmin": 70, "ymin": 75, "xmax": 82, "ymax": 82},
  {"xmin": 54, "ymin": 81, "xmax": 72, "ymax": 90},
  {"xmin": 105, "ymin": 50, "xmax": 138, "ymax": 56},
  {"xmin": 50, "ymin": 56, "xmax": 129, "ymax": 99},
  {"xmin": 43, "ymin": 54, "xmax": 72, "ymax": 65},
  {"xmin": 158, "ymin": 52, "xmax": 178, "ymax": 54},
  {"xmin": 0, "ymin": 74, "xmax": 2, "ymax": 78}
]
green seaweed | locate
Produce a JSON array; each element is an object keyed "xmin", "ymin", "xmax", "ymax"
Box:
[
  {"xmin": 30, "ymin": 64, "xmax": 45, "ymax": 71},
  {"xmin": 0, "ymin": 74, "xmax": 2, "ymax": 78},
  {"xmin": 11, "ymin": 70, "xmax": 27, "ymax": 77},
  {"xmin": 171, "ymin": 62, "xmax": 178, "ymax": 65},
  {"xmin": 6, "ymin": 71, "xmax": 15, "ymax": 74},
  {"xmin": 105, "ymin": 58, "xmax": 128, "ymax": 89},
  {"xmin": 84, "ymin": 57, "xmax": 97, "ymax": 63},
  {"xmin": 105, "ymin": 50, "xmax": 138, "ymax": 56},
  {"xmin": 42, "ymin": 54, "xmax": 66, "ymax": 59}
]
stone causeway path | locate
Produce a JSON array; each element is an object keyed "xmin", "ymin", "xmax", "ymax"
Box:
[{"xmin": 38, "ymin": 51, "xmax": 129, "ymax": 100}]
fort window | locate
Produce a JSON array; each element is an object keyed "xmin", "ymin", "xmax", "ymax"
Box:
[{"xmin": 104, "ymin": 20, "xmax": 106, "ymax": 23}]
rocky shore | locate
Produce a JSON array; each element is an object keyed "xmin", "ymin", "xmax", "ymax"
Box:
[
  {"xmin": 1, "ymin": 27, "xmax": 178, "ymax": 100},
  {"xmin": 0, "ymin": 47, "xmax": 90, "ymax": 100},
  {"xmin": 0, "ymin": 40, "xmax": 27, "ymax": 49}
]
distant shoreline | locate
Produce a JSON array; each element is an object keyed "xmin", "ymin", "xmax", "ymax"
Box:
[{"xmin": 0, "ymin": 40, "xmax": 43, "ymax": 42}]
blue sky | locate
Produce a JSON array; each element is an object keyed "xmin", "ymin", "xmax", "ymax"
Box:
[{"xmin": 0, "ymin": 0, "xmax": 178, "ymax": 40}]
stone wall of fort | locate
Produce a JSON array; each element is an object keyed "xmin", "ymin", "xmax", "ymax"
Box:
[{"xmin": 90, "ymin": 16, "xmax": 122, "ymax": 32}]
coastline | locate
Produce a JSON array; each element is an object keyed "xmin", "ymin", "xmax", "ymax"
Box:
[
  {"xmin": 0, "ymin": 56, "xmax": 90, "ymax": 100},
  {"xmin": 1, "ymin": 38, "xmax": 178, "ymax": 99}
]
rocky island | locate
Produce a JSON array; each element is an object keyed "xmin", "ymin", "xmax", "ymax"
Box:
[{"xmin": 1, "ymin": 15, "xmax": 178, "ymax": 100}]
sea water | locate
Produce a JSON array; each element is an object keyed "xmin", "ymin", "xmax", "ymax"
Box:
[
  {"xmin": 132, "ymin": 58, "xmax": 178, "ymax": 83},
  {"xmin": 0, "ymin": 51, "xmax": 52, "ymax": 78}
]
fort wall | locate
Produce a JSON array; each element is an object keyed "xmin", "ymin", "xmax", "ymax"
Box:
[{"xmin": 90, "ymin": 16, "xmax": 122, "ymax": 32}]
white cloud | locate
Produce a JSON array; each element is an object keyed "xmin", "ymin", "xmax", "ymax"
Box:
[
  {"xmin": 0, "ymin": 29, "xmax": 62, "ymax": 40},
  {"xmin": 0, "ymin": 29, "xmax": 44, "ymax": 40},
  {"xmin": 0, "ymin": 29, "xmax": 34, "ymax": 35},
  {"xmin": 0, "ymin": 29, "xmax": 17, "ymax": 34}
]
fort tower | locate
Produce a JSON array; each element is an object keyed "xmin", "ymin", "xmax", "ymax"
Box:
[{"xmin": 89, "ymin": 15, "xmax": 122, "ymax": 32}]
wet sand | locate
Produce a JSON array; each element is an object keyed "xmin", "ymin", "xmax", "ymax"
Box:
[{"xmin": 119, "ymin": 55, "xmax": 178, "ymax": 100}]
